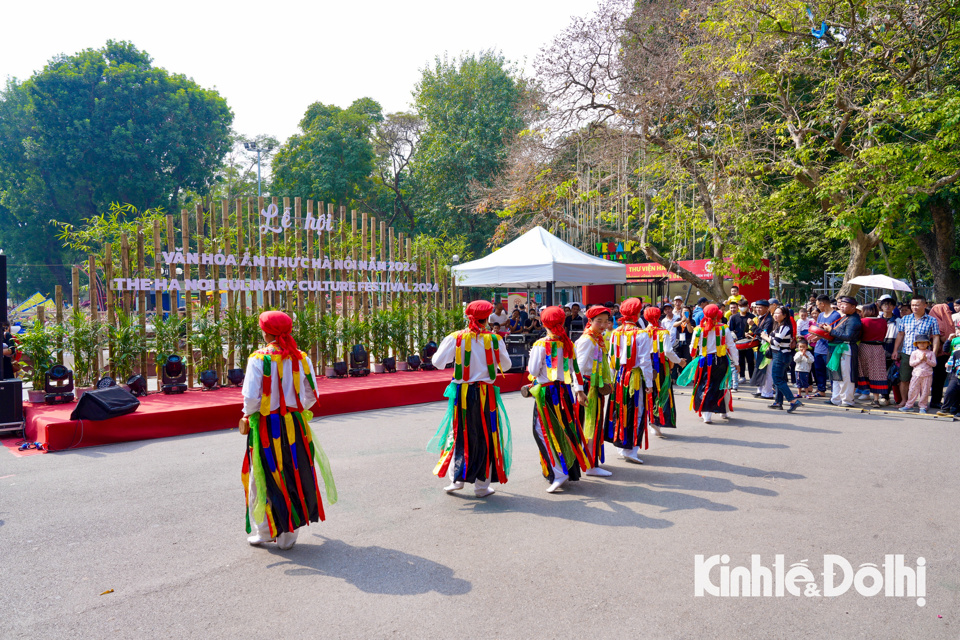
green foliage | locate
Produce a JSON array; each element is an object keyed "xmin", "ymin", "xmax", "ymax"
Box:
[
  {"xmin": 369, "ymin": 310, "xmax": 391, "ymax": 362},
  {"xmin": 191, "ymin": 307, "xmax": 223, "ymax": 374},
  {"xmin": 66, "ymin": 311, "xmax": 103, "ymax": 388},
  {"xmin": 271, "ymin": 98, "xmax": 383, "ymax": 205},
  {"xmin": 17, "ymin": 322, "xmax": 65, "ymax": 389},
  {"xmin": 107, "ymin": 309, "xmax": 146, "ymax": 381},
  {"xmin": 56, "ymin": 202, "xmax": 168, "ymax": 263},
  {"xmin": 412, "ymin": 51, "xmax": 525, "ymax": 253},
  {"xmin": 0, "ymin": 40, "xmax": 233, "ymax": 299},
  {"xmin": 385, "ymin": 307, "xmax": 410, "ymax": 359},
  {"xmin": 293, "ymin": 303, "xmax": 319, "ymax": 354},
  {"xmin": 151, "ymin": 312, "xmax": 186, "ymax": 374},
  {"xmin": 316, "ymin": 313, "xmax": 342, "ymax": 366},
  {"xmin": 223, "ymin": 309, "xmax": 261, "ymax": 365}
]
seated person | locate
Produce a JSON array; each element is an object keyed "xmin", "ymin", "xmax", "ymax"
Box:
[{"xmin": 507, "ymin": 310, "xmax": 524, "ymax": 333}]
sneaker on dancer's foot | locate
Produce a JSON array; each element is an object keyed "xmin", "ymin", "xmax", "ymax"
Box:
[
  {"xmin": 474, "ymin": 487, "xmax": 495, "ymax": 497},
  {"xmin": 702, "ymin": 412, "xmax": 713, "ymax": 424},
  {"xmin": 546, "ymin": 474, "xmax": 568, "ymax": 493},
  {"xmin": 585, "ymin": 467, "xmax": 612, "ymax": 477},
  {"xmin": 620, "ymin": 448, "xmax": 643, "ymax": 464},
  {"xmin": 444, "ymin": 481, "xmax": 465, "ymax": 493},
  {"xmin": 247, "ymin": 533, "xmax": 276, "ymax": 546},
  {"xmin": 277, "ymin": 531, "xmax": 298, "ymax": 550}
]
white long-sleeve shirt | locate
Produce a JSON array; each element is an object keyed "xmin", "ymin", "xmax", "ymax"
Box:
[
  {"xmin": 575, "ymin": 332, "xmax": 604, "ymax": 378},
  {"xmin": 607, "ymin": 329, "xmax": 654, "ymax": 387},
  {"xmin": 527, "ymin": 339, "xmax": 583, "ymax": 392},
  {"xmin": 653, "ymin": 330, "xmax": 683, "ymax": 365},
  {"xmin": 691, "ymin": 326, "xmax": 740, "ymax": 358},
  {"xmin": 433, "ymin": 331, "xmax": 512, "ymax": 383},
  {"xmin": 242, "ymin": 350, "xmax": 319, "ymax": 416}
]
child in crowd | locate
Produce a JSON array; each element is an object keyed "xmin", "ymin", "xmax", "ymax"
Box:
[
  {"xmin": 796, "ymin": 308, "xmax": 812, "ymax": 338},
  {"xmin": 794, "ymin": 338, "xmax": 814, "ymax": 396},
  {"xmin": 900, "ymin": 334, "xmax": 937, "ymax": 414},
  {"xmin": 937, "ymin": 333, "xmax": 960, "ymax": 417}
]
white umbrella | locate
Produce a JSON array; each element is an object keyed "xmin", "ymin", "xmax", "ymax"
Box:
[{"xmin": 849, "ymin": 274, "xmax": 913, "ymax": 292}]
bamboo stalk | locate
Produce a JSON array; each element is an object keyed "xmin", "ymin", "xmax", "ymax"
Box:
[
  {"xmin": 223, "ymin": 200, "xmax": 234, "ymax": 372},
  {"xmin": 181, "ymin": 208, "xmax": 194, "ymax": 387},
  {"xmin": 71, "ymin": 266, "xmax": 80, "ymax": 315},
  {"xmin": 55, "ymin": 285, "xmax": 64, "ymax": 364},
  {"xmin": 137, "ymin": 225, "xmax": 147, "ymax": 377},
  {"xmin": 105, "ymin": 244, "xmax": 115, "ymax": 377},
  {"xmin": 121, "ymin": 232, "xmax": 131, "ymax": 314},
  {"xmin": 361, "ymin": 210, "xmax": 368, "ymax": 320},
  {"xmin": 89, "ymin": 255, "xmax": 100, "ymax": 378}
]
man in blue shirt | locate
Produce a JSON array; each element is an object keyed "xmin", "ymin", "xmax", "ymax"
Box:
[
  {"xmin": 892, "ymin": 294, "xmax": 941, "ymax": 406},
  {"xmin": 692, "ymin": 297, "xmax": 708, "ymax": 325},
  {"xmin": 811, "ymin": 294, "xmax": 840, "ymax": 396}
]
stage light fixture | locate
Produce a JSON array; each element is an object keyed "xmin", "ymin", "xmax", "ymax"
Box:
[
  {"xmin": 226, "ymin": 368, "xmax": 245, "ymax": 387},
  {"xmin": 382, "ymin": 357, "xmax": 396, "ymax": 373},
  {"xmin": 161, "ymin": 355, "xmax": 187, "ymax": 394},
  {"xmin": 420, "ymin": 341, "xmax": 439, "ymax": 371},
  {"xmin": 199, "ymin": 369, "xmax": 219, "ymax": 390},
  {"xmin": 329, "ymin": 362, "xmax": 348, "ymax": 378},
  {"xmin": 44, "ymin": 364, "xmax": 75, "ymax": 404},
  {"xmin": 406, "ymin": 355, "xmax": 422, "ymax": 371},
  {"xmin": 349, "ymin": 344, "xmax": 370, "ymax": 377},
  {"xmin": 96, "ymin": 376, "xmax": 117, "ymax": 389},
  {"xmin": 126, "ymin": 374, "xmax": 148, "ymax": 397}
]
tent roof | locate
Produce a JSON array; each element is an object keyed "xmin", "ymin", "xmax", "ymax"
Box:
[{"xmin": 452, "ymin": 226, "xmax": 626, "ymax": 288}]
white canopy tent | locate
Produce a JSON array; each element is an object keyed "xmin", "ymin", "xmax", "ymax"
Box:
[{"xmin": 451, "ymin": 226, "xmax": 626, "ymax": 290}]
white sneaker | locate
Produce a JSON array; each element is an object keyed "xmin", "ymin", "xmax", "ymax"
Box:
[
  {"xmin": 702, "ymin": 412, "xmax": 713, "ymax": 424},
  {"xmin": 585, "ymin": 467, "xmax": 613, "ymax": 477},
  {"xmin": 277, "ymin": 531, "xmax": 298, "ymax": 550},
  {"xmin": 474, "ymin": 487, "xmax": 495, "ymax": 497},
  {"xmin": 621, "ymin": 452, "xmax": 643, "ymax": 464},
  {"xmin": 546, "ymin": 474, "xmax": 569, "ymax": 493},
  {"xmin": 443, "ymin": 481, "xmax": 465, "ymax": 493},
  {"xmin": 247, "ymin": 533, "xmax": 276, "ymax": 546}
]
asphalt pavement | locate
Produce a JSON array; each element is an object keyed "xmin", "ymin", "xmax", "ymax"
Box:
[{"xmin": 0, "ymin": 389, "xmax": 957, "ymax": 639}]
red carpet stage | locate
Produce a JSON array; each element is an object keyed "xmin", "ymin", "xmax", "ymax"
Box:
[{"xmin": 15, "ymin": 370, "xmax": 528, "ymax": 453}]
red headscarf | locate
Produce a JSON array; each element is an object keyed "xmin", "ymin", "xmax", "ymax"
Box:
[
  {"xmin": 586, "ymin": 306, "xmax": 611, "ymax": 321},
  {"xmin": 465, "ymin": 300, "xmax": 494, "ymax": 333},
  {"xmin": 585, "ymin": 306, "xmax": 610, "ymax": 349},
  {"xmin": 259, "ymin": 310, "xmax": 300, "ymax": 361},
  {"xmin": 541, "ymin": 305, "xmax": 575, "ymax": 357},
  {"xmin": 700, "ymin": 304, "xmax": 722, "ymax": 332},
  {"xmin": 619, "ymin": 298, "xmax": 642, "ymax": 323},
  {"xmin": 643, "ymin": 305, "xmax": 662, "ymax": 338}
]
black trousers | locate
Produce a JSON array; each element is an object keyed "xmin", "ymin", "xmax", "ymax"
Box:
[{"xmin": 738, "ymin": 348, "xmax": 755, "ymax": 379}]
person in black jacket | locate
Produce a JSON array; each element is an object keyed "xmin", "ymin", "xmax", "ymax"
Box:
[
  {"xmin": 728, "ymin": 302, "xmax": 755, "ymax": 380},
  {"xmin": 823, "ymin": 296, "xmax": 863, "ymax": 407},
  {"xmin": 749, "ymin": 300, "xmax": 775, "ymax": 398}
]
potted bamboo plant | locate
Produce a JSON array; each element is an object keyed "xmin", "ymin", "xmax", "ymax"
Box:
[
  {"xmin": 369, "ymin": 310, "xmax": 390, "ymax": 373},
  {"xmin": 223, "ymin": 308, "xmax": 260, "ymax": 381},
  {"xmin": 108, "ymin": 309, "xmax": 147, "ymax": 385},
  {"xmin": 317, "ymin": 313, "xmax": 341, "ymax": 377},
  {"xmin": 152, "ymin": 311, "xmax": 186, "ymax": 382},
  {"xmin": 388, "ymin": 308, "xmax": 410, "ymax": 370},
  {"xmin": 192, "ymin": 308, "xmax": 223, "ymax": 389},
  {"xmin": 66, "ymin": 311, "xmax": 103, "ymax": 398},
  {"xmin": 18, "ymin": 321, "xmax": 64, "ymax": 402}
]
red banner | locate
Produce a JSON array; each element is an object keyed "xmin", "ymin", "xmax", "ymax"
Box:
[{"xmin": 626, "ymin": 259, "xmax": 716, "ymax": 281}]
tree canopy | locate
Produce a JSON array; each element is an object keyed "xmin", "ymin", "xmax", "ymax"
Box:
[{"xmin": 0, "ymin": 40, "xmax": 233, "ymax": 296}]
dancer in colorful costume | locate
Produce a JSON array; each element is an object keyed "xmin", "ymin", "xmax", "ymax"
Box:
[
  {"xmin": 575, "ymin": 306, "xmax": 615, "ymax": 476},
  {"xmin": 604, "ymin": 298, "xmax": 653, "ymax": 464},
  {"xmin": 428, "ymin": 300, "xmax": 513, "ymax": 498},
  {"xmin": 527, "ymin": 306, "xmax": 592, "ymax": 493},
  {"xmin": 641, "ymin": 305, "xmax": 686, "ymax": 437},
  {"xmin": 683, "ymin": 304, "xmax": 739, "ymax": 424},
  {"xmin": 240, "ymin": 310, "xmax": 337, "ymax": 550}
]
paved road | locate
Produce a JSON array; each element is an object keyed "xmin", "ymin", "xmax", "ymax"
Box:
[{"xmin": 1, "ymin": 391, "xmax": 957, "ymax": 639}]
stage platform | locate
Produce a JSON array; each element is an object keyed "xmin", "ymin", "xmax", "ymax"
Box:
[{"xmin": 13, "ymin": 369, "xmax": 528, "ymax": 453}]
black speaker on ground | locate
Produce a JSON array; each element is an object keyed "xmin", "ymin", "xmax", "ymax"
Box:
[
  {"xmin": 0, "ymin": 378, "xmax": 24, "ymax": 431},
  {"xmin": 70, "ymin": 386, "xmax": 140, "ymax": 421},
  {"xmin": 504, "ymin": 335, "xmax": 528, "ymax": 356},
  {"xmin": 507, "ymin": 353, "xmax": 527, "ymax": 373}
]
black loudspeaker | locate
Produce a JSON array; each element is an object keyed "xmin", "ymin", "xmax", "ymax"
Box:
[
  {"xmin": 507, "ymin": 353, "xmax": 527, "ymax": 373},
  {"xmin": 0, "ymin": 378, "xmax": 24, "ymax": 428},
  {"xmin": 70, "ymin": 386, "xmax": 140, "ymax": 421},
  {"xmin": 504, "ymin": 335, "xmax": 528, "ymax": 356}
]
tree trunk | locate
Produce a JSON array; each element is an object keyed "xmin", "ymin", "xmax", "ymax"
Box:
[
  {"xmin": 914, "ymin": 199, "xmax": 960, "ymax": 302},
  {"xmin": 838, "ymin": 226, "xmax": 881, "ymax": 297}
]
